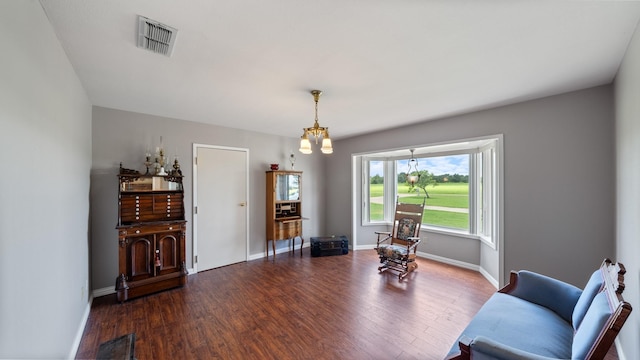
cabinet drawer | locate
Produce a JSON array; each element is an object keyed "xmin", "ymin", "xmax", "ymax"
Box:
[
  {"xmin": 120, "ymin": 205, "xmax": 153, "ymax": 222},
  {"xmin": 121, "ymin": 195, "xmax": 154, "ymax": 223},
  {"xmin": 121, "ymin": 193, "xmax": 183, "ymax": 223},
  {"xmin": 277, "ymin": 220, "xmax": 301, "ymax": 239},
  {"xmin": 153, "ymin": 195, "xmax": 183, "ymax": 219},
  {"xmin": 121, "ymin": 195, "xmax": 153, "ymax": 208},
  {"xmin": 118, "ymin": 222, "xmax": 186, "ymax": 237}
]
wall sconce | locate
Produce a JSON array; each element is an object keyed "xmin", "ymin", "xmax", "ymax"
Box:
[
  {"xmin": 407, "ymin": 149, "xmax": 420, "ymax": 185},
  {"xmin": 299, "ymin": 90, "xmax": 333, "ymax": 154}
]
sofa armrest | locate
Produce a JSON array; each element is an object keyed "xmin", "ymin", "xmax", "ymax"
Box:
[
  {"xmin": 500, "ymin": 270, "xmax": 582, "ymax": 323},
  {"xmin": 464, "ymin": 336, "xmax": 558, "ymax": 360}
]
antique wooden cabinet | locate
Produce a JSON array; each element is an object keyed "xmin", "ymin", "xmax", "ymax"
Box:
[
  {"xmin": 116, "ymin": 166, "xmax": 187, "ymax": 302},
  {"xmin": 266, "ymin": 170, "xmax": 303, "ymax": 258}
]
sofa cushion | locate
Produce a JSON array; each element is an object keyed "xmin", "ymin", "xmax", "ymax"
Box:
[
  {"xmin": 446, "ymin": 293, "xmax": 574, "ymax": 359},
  {"xmin": 508, "ymin": 270, "xmax": 582, "ymax": 323},
  {"xmin": 377, "ymin": 244, "xmax": 407, "ymax": 260},
  {"xmin": 396, "ymin": 217, "xmax": 417, "ymax": 240},
  {"xmin": 572, "ymin": 292, "xmax": 612, "ymax": 359},
  {"xmin": 572, "ymin": 270, "xmax": 604, "ymax": 330},
  {"xmin": 469, "ymin": 336, "xmax": 561, "ymax": 360}
]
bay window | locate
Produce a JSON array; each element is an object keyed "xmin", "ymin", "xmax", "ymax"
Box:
[{"xmin": 362, "ymin": 136, "xmax": 501, "ymax": 246}]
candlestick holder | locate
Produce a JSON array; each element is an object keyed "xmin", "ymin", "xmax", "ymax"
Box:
[{"xmin": 144, "ymin": 153, "xmax": 152, "ymax": 175}]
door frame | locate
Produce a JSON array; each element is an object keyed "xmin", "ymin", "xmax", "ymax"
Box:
[{"xmin": 192, "ymin": 143, "xmax": 250, "ymax": 273}]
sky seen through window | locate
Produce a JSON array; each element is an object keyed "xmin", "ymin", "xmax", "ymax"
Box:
[{"xmin": 369, "ymin": 155, "xmax": 469, "ymax": 177}]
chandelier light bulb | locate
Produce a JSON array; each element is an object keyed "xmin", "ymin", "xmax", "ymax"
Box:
[
  {"xmin": 299, "ymin": 134, "xmax": 312, "ymax": 154},
  {"xmin": 321, "ymin": 137, "xmax": 333, "ymax": 154}
]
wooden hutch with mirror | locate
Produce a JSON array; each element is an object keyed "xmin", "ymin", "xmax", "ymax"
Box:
[
  {"xmin": 266, "ymin": 170, "xmax": 303, "ymax": 258},
  {"xmin": 116, "ymin": 164, "xmax": 187, "ymax": 302}
]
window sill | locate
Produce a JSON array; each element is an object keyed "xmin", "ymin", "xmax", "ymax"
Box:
[
  {"xmin": 362, "ymin": 221, "xmax": 388, "ymax": 227},
  {"xmin": 363, "ymin": 222, "xmax": 496, "ymax": 248},
  {"xmin": 422, "ymin": 226, "xmax": 479, "ymax": 240},
  {"xmin": 422, "ymin": 226, "xmax": 497, "ymax": 249},
  {"xmin": 478, "ymin": 234, "xmax": 496, "ymax": 249}
]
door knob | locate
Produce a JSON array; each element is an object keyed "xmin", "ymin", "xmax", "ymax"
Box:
[{"xmin": 239, "ymin": 202, "xmax": 246, "ymax": 207}]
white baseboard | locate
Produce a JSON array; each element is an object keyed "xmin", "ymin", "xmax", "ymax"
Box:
[
  {"xmin": 68, "ymin": 295, "xmax": 93, "ymax": 360},
  {"xmin": 93, "ymin": 286, "xmax": 115, "ymax": 298},
  {"xmin": 416, "ymin": 251, "xmax": 480, "ymax": 272},
  {"xmin": 478, "ymin": 266, "xmax": 500, "ymax": 289},
  {"xmin": 416, "ymin": 251, "xmax": 498, "ymax": 288},
  {"xmin": 248, "ymin": 242, "xmax": 310, "ymax": 261}
]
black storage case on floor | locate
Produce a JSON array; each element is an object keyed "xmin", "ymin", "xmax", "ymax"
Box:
[{"xmin": 310, "ymin": 236, "xmax": 349, "ymax": 257}]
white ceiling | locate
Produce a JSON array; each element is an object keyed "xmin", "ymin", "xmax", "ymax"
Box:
[{"xmin": 39, "ymin": 0, "xmax": 640, "ymax": 140}]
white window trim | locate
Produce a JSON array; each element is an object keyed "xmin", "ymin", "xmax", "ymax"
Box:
[
  {"xmin": 477, "ymin": 141, "xmax": 497, "ymax": 248},
  {"xmin": 361, "ymin": 158, "xmax": 395, "ymax": 225},
  {"xmin": 361, "ymin": 159, "xmax": 371, "ymax": 225}
]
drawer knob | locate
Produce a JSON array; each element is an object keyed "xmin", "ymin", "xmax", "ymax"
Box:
[{"xmin": 135, "ymin": 230, "xmax": 140, "ymax": 234}]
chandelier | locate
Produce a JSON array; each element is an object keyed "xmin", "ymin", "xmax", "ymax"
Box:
[
  {"xmin": 407, "ymin": 149, "xmax": 420, "ymax": 185},
  {"xmin": 299, "ymin": 90, "xmax": 333, "ymax": 154}
]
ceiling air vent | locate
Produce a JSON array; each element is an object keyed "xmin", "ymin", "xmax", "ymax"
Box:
[{"xmin": 137, "ymin": 16, "xmax": 177, "ymax": 57}]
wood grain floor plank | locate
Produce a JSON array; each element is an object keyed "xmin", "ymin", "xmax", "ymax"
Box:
[{"xmin": 75, "ymin": 250, "xmax": 619, "ymax": 360}]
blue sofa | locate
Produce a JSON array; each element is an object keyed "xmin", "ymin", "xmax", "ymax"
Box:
[{"xmin": 445, "ymin": 259, "xmax": 631, "ymax": 360}]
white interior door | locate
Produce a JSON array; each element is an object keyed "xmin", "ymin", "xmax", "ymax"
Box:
[{"xmin": 195, "ymin": 145, "xmax": 248, "ymax": 271}]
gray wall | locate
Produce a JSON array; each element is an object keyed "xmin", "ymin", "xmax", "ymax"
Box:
[
  {"xmin": 614, "ymin": 19, "xmax": 640, "ymax": 360},
  {"xmin": 0, "ymin": 1, "xmax": 92, "ymax": 358},
  {"xmin": 327, "ymin": 85, "xmax": 616, "ymax": 288},
  {"xmin": 91, "ymin": 107, "xmax": 326, "ymax": 291}
]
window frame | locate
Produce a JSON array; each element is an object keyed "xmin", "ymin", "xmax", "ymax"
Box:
[
  {"xmin": 477, "ymin": 141, "xmax": 498, "ymax": 248},
  {"xmin": 361, "ymin": 136, "xmax": 501, "ymax": 248},
  {"xmin": 397, "ymin": 151, "xmax": 472, "ymax": 232}
]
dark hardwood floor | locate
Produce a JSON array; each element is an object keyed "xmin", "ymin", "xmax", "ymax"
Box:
[{"xmin": 76, "ymin": 250, "xmax": 619, "ymax": 360}]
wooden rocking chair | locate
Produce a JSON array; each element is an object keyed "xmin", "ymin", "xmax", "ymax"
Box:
[{"xmin": 375, "ymin": 198, "xmax": 425, "ymax": 279}]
